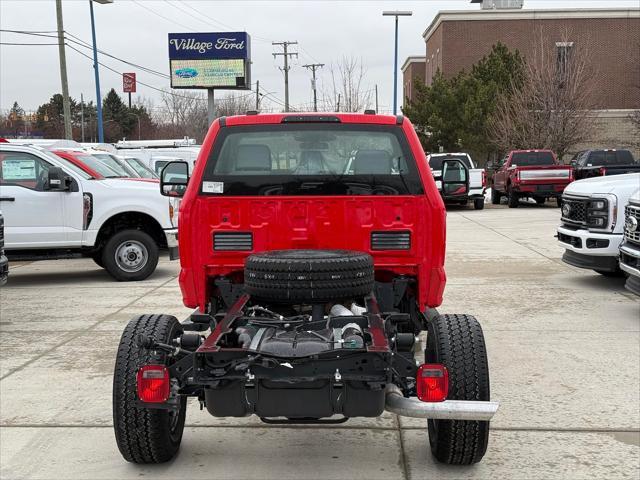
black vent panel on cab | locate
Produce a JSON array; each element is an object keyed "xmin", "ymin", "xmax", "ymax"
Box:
[
  {"xmin": 371, "ymin": 231, "xmax": 411, "ymax": 251},
  {"xmin": 213, "ymin": 232, "xmax": 253, "ymax": 251}
]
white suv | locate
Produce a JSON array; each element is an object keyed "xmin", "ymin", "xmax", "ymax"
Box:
[
  {"xmin": 0, "ymin": 144, "xmax": 178, "ymax": 281},
  {"xmin": 557, "ymin": 173, "xmax": 640, "ymax": 275}
]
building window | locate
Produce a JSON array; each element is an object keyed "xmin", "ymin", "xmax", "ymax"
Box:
[{"xmin": 556, "ymin": 41, "xmax": 574, "ymax": 82}]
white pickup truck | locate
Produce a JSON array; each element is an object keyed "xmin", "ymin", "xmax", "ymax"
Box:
[
  {"xmin": 619, "ymin": 189, "xmax": 640, "ymax": 295},
  {"xmin": 557, "ymin": 173, "xmax": 640, "ymax": 276},
  {"xmin": 0, "ymin": 143, "xmax": 178, "ymax": 281},
  {"xmin": 427, "ymin": 153, "xmax": 486, "ymax": 209}
]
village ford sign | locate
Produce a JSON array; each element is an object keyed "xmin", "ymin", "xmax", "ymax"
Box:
[
  {"xmin": 168, "ymin": 32, "xmax": 251, "ymax": 90},
  {"xmin": 168, "ymin": 32, "xmax": 250, "ymax": 60}
]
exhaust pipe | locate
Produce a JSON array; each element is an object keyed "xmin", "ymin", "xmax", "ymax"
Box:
[{"xmin": 384, "ymin": 385, "xmax": 499, "ymax": 421}]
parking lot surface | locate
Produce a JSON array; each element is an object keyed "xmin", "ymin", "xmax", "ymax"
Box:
[{"xmin": 1, "ymin": 205, "xmax": 638, "ymax": 480}]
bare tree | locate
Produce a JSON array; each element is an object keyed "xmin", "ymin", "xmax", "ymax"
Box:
[
  {"xmin": 488, "ymin": 30, "xmax": 598, "ymax": 159},
  {"xmin": 321, "ymin": 56, "xmax": 373, "ymax": 112},
  {"xmin": 214, "ymin": 93, "xmax": 254, "ymax": 117}
]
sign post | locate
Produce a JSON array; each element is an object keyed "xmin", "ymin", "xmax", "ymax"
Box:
[
  {"xmin": 123, "ymin": 72, "xmax": 137, "ymax": 108},
  {"xmin": 168, "ymin": 32, "xmax": 251, "ymax": 125}
]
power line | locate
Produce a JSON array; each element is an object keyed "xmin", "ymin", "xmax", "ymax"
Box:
[
  {"xmin": 0, "ymin": 42, "xmax": 59, "ymax": 46},
  {"xmin": 130, "ymin": 0, "xmax": 195, "ymax": 31}
]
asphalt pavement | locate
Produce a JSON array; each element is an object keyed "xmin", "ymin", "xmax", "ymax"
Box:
[{"xmin": 1, "ymin": 203, "xmax": 638, "ymax": 479}]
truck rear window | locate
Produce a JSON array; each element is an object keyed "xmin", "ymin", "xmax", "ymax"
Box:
[
  {"xmin": 511, "ymin": 152, "xmax": 555, "ymax": 166},
  {"xmin": 201, "ymin": 124, "xmax": 423, "ymax": 195},
  {"xmin": 587, "ymin": 150, "xmax": 635, "ymax": 166}
]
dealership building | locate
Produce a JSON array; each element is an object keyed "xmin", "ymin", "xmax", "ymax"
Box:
[{"xmin": 402, "ymin": 4, "xmax": 640, "ymax": 156}]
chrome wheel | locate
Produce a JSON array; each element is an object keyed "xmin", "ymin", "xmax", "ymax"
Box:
[{"xmin": 114, "ymin": 240, "xmax": 148, "ymax": 273}]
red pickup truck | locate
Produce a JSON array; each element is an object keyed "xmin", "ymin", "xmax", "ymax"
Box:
[{"xmin": 491, "ymin": 149, "xmax": 573, "ymax": 208}]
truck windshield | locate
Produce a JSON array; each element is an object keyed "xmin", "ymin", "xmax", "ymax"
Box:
[
  {"xmin": 429, "ymin": 155, "xmax": 473, "ymax": 170},
  {"xmin": 76, "ymin": 155, "xmax": 123, "ymax": 178},
  {"xmin": 511, "ymin": 152, "xmax": 555, "ymax": 166},
  {"xmin": 588, "ymin": 150, "xmax": 635, "ymax": 166},
  {"xmin": 92, "ymin": 153, "xmax": 137, "ymax": 177},
  {"xmin": 125, "ymin": 157, "xmax": 158, "ymax": 178},
  {"xmin": 201, "ymin": 124, "xmax": 423, "ymax": 195}
]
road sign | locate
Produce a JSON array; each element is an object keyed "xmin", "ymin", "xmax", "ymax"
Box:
[{"xmin": 123, "ymin": 73, "xmax": 137, "ymax": 93}]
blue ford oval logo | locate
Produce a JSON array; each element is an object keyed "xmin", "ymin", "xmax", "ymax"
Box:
[{"xmin": 175, "ymin": 68, "xmax": 198, "ymax": 78}]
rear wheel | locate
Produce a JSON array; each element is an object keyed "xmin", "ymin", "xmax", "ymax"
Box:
[
  {"xmin": 425, "ymin": 314, "xmax": 490, "ymax": 465},
  {"xmin": 535, "ymin": 197, "xmax": 546, "ymax": 205},
  {"xmin": 473, "ymin": 198, "xmax": 485, "ymax": 210},
  {"xmin": 113, "ymin": 314, "xmax": 186, "ymax": 464},
  {"xmin": 490, "ymin": 187, "xmax": 501, "ymax": 205}
]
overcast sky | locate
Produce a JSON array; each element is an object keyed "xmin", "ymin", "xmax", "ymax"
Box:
[{"xmin": 1, "ymin": 0, "xmax": 638, "ymax": 114}]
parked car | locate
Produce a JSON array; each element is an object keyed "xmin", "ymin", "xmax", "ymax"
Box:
[
  {"xmin": 0, "ymin": 212, "xmax": 7, "ymax": 286},
  {"xmin": 557, "ymin": 173, "xmax": 640, "ymax": 276},
  {"xmin": 571, "ymin": 149, "xmax": 640, "ymax": 180},
  {"xmin": 0, "ymin": 144, "xmax": 179, "ymax": 281},
  {"xmin": 53, "ymin": 150, "xmax": 121, "ymax": 179},
  {"xmin": 491, "ymin": 149, "xmax": 573, "ymax": 208},
  {"xmin": 619, "ymin": 189, "xmax": 640, "ymax": 295},
  {"xmin": 112, "ymin": 113, "xmax": 498, "ymax": 465},
  {"xmin": 427, "ymin": 152, "xmax": 486, "ymax": 209}
]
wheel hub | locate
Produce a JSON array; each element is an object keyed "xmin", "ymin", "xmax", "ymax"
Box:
[{"xmin": 115, "ymin": 240, "xmax": 148, "ymax": 273}]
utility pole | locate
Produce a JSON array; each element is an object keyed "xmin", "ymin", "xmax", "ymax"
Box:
[
  {"xmin": 272, "ymin": 41, "xmax": 298, "ymax": 112},
  {"xmin": 255, "ymin": 80, "xmax": 260, "ymax": 110},
  {"xmin": 302, "ymin": 63, "xmax": 324, "ymax": 112},
  {"xmin": 375, "ymin": 85, "xmax": 379, "ymax": 113},
  {"xmin": 207, "ymin": 89, "xmax": 215, "ymax": 126},
  {"xmin": 55, "ymin": 0, "xmax": 72, "ymax": 139}
]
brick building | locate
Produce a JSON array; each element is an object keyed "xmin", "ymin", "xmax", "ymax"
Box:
[{"xmin": 402, "ymin": 7, "xmax": 640, "ymax": 156}]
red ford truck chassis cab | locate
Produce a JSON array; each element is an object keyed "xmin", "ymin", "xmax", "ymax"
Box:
[{"xmin": 112, "ymin": 113, "xmax": 498, "ymax": 466}]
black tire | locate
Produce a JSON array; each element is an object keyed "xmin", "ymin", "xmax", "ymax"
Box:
[
  {"xmin": 425, "ymin": 314, "xmax": 490, "ymax": 465},
  {"xmin": 473, "ymin": 198, "xmax": 485, "ymax": 210},
  {"xmin": 113, "ymin": 314, "xmax": 186, "ymax": 464},
  {"xmin": 91, "ymin": 252, "xmax": 104, "ymax": 268},
  {"xmin": 595, "ymin": 268, "xmax": 625, "ymax": 278},
  {"xmin": 244, "ymin": 249, "xmax": 374, "ymax": 303},
  {"xmin": 535, "ymin": 197, "xmax": 546, "ymax": 205},
  {"xmin": 555, "ymin": 197, "xmax": 562, "ymax": 208},
  {"xmin": 102, "ymin": 229, "xmax": 159, "ymax": 281},
  {"xmin": 507, "ymin": 187, "xmax": 519, "ymax": 208},
  {"xmin": 490, "ymin": 187, "xmax": 501, "ymax": 205}
]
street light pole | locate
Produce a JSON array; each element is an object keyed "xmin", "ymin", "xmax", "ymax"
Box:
[
  {"xmin": 382, "ymin": 10, "xmax": 412, "ymax": 115},
  {"xmin": 89, "ymin": 0, "xmax": 113, "ymax": 143}
]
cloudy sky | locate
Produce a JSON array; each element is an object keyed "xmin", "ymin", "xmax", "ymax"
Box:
[{"xmin": 1, "ymin": 0, "xmax": 637, "ymax": 114}]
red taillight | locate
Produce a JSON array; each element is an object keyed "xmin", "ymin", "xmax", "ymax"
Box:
[
  {"xmin": 482, "ymin": 170, "xmax": 487, "ymax": 187},
  {"xmin": 137, "ymin": 365, "xmax": 170, "ymax": 403},
  {"xmin": 416, "ymin": 363, "xmax": 449, "ymax": 402},
  {"xmin": 599, "ymin": 167, "xmax": 607, "ymax": 176}
]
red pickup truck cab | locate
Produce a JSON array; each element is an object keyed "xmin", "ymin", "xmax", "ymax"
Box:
[
  {"xmin": 491, "ymin": 149, "xmax": 573, "ymax": 208},
  {"xmin": 112, "ymin": 113, "xmax": 498, "ymax": 466}
]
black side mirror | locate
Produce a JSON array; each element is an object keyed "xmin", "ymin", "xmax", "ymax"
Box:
[
  {"xmin": 47, "ymin": 166, "xmax": 70, "ymax": 191},
  {"xmin": 160, "ymin": 161, "xmax": 189, "ymax": 197},
  {"xmin": 441, "ymin": 159, "xmax": 469, "ymax": 196}
]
